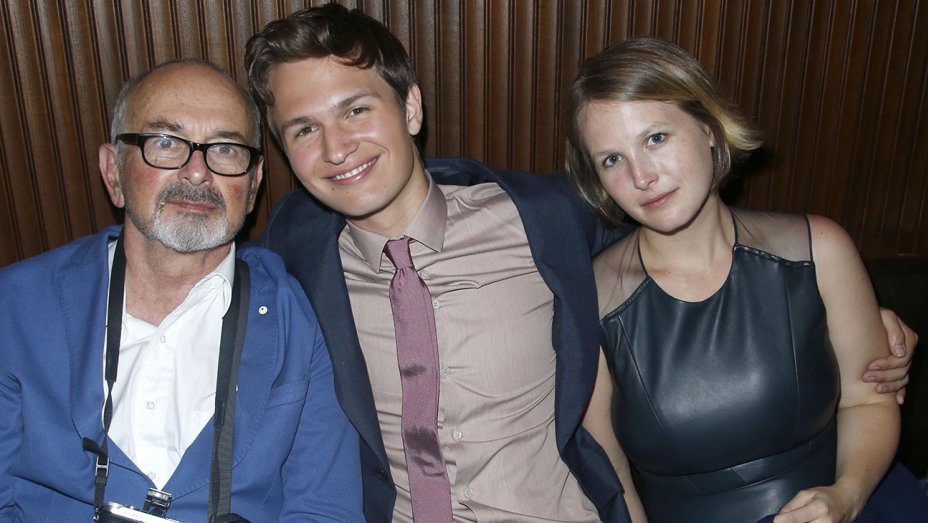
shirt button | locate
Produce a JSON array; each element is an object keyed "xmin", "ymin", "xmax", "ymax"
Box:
[
  {"xmin": 432, "ymin": 299, "xmax": 440, "ymax": 310},
  {"xmin": 419, "ymin": 270, "xmax": 431, "ymax": 279},
  {"xmin": 440, "ymin": 366, "xmax": 450, "ymax": 377},
  {"xmin": 258, "ymin": 305, "xmax": 268, "ymax": 315},
  {"xmin": 452, "ymin": 429, "xmax": 463, "ymax": 440},
  {"xmin": 463, "ymin": 487, "xmax": 473, "ymax": 498},
  {"xmin": 158, "ymin": 335, "xmax": 166, "ymax": 343},
  {"xmin": 146, "ymin": 401, "xmax": 156, "ymax": 410},
  {"xmin": 148, "ymin": 471, "xmax": 157, "ymax": 481}
]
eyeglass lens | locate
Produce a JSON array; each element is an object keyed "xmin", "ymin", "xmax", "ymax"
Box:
[{"xmin": 143, "ymin": 135, "xmax": 252, "ymax": 175}]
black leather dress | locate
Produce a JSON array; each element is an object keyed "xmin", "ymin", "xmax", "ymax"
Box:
[{"xmin": 599, "ymin": 210, "xmax": 840, "ymax": 522}]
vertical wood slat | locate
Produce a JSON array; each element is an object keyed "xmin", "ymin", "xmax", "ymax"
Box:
[
  {"xmin": 486, "ymin": 0, "xmax": 512, "ymax": 169},
  {"xmin": 4, "ymin": 0, "xmax": 56, "ymax": 259},
  {"xmin": 557, "ymin": 3, "xmax": 584, "ymax": 175},
  {"xmin": 436, "ymin": 0, "xmax": 462, "ymax": 159},
  {"xmin": 744, "ymin": 0, "xmax": 787, "ymax": 210},
  {"xmin": 462, "ymin": 1, "xmax": 487, "ymax": 161},
  {"xmin": 873, "ymin": 0, "xmax": 914, "ymax": 255},
  {"xmin": 1, "ymin": 0, "xmax": 926, "ymax": 268},
  {"xmin": 806, "ymin": 0, "xmax": 844, "ymax": 216},
  {"xmin": 0, "ymin": 0, "xmax": 27, "ymax": 262},
  {"xmin": 904, "ymin": 3, "xmax": 928, "ymax": 254},
  {"xmin": 855, "ymin": 0, "xmax": 901, "ymax": 255},
  {"xmin": 823, "ymin": 0, "xmax": 866, "ymax": 223},
  {"xmin": 32, "ymin": 1, "xmax": 76, "ymax": 245},
  {"xmin": 531, "ymin": 1, "xmax": 557, "ymax": 173},
  {"xmin": 510, "ymin": 0, "xmax": 535, "ymax": 171},
  {"xmin": 61, "ymin": 1, "xmax": 115, "ymax": 237}
]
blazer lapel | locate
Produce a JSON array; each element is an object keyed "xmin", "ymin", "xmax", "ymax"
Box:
[
  {"xmin": 62, "ymin": 228, "xmax": 121, "ymax": 452},
  {"xmin": 272, "ymin": 195, "xmax": 389, "ymax": 469}
]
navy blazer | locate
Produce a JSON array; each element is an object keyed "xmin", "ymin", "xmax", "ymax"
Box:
[
  {"xmin": 260, "ymin": 157, "xmax": 632, "ymax": 522},
  {"xmin": 0, "ymin": 226, "xmax": 363, "ymax": 521}
]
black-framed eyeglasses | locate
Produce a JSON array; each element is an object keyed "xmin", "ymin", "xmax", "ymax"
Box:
[{"xmin": 115, "ymin": 133, "xmax": 261, "ymax": 176}]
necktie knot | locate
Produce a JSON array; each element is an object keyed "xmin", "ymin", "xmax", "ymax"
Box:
[{"xmin": 384, "ymin": 236, "xmax": 415, "ymax": 271}]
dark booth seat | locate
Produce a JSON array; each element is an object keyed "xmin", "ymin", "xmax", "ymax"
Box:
[{"xmin": 866, "ymin": 256, "xmax": 928, "ymax": 477}]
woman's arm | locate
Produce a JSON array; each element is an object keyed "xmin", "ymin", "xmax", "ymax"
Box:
[
  {"xmin": 583, "ymin": 350, "xmax": 648, "ymax": 523},
  {"xmin": 776, "ymin": 215, "xmax": 899, "ymax": 523}
]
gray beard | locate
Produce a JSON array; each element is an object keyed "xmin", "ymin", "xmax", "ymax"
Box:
[
  {"xmin": 150, "ymin": 210, "xmax": 231, "ymax": 253},
  {"xmin": 128, "ymin": 183, "xmax": 238, "ymax": 253}
]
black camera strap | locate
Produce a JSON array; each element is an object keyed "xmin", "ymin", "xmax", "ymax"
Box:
[
  {"xmin": 208, "ymin": 254, "xmax": 249, "ymax": 523},
  {"xmin": 83, "ymin": 232, "xmax": 250, "ymax": 522}
]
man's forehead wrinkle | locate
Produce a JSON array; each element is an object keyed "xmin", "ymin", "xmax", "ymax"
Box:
[
  {"xmin": 213, "ymin": 129, "xmax": 250, "ymax": 142},
  {"xmin": 137, "ymin": 119, "xmax": 249, "ymax": 144},
  {"xmin": 144, "ymin": 118, "xmax": 183, "ymax": 133},
  {"xmin": 124, "ymin": 66, "xmax": 253, "ymax": 143}
]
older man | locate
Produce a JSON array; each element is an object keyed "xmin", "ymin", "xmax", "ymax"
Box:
[{"xmin": 0, "ymin": 60, "xmax": 362, "ymax": 521}]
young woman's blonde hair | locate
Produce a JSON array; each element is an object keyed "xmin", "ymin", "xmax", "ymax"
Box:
[{"xmin": 565, "ymin": 36, "xmax": 763, "ymax": 225}]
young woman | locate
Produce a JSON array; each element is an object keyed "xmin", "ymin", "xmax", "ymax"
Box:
[{"xmin": 567, "ymin": 37, "xmax": 923, "ymax": 522}]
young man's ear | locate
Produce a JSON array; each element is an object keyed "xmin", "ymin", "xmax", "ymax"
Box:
[
  {"xmin": 405, "ymin": 84, "xmax": 424, "ymax": 136},
  {"xmin": 99, "ymin": 143, "xmax": 126, "ymax": 209},
  {"xmin": 245, "ymin": 157, "xmax": 265, "ymax": 214}
]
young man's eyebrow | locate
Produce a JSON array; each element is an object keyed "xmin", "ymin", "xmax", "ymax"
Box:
[{"xmin": 280, "ymin": 91, "xmax": 380, "ymax": 134}]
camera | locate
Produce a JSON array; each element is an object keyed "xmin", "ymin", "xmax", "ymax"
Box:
[
  {"xmin": 97, "ymin": 488, "xmax": 180, "ymax": 522},
  {"xmin": 97, "ymin": 502, "xmax": 182, "ymax": 523}
]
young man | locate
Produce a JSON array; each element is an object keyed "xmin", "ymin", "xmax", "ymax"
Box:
[
  {"xmin": 0, "ymin": 60, "xmax": 362, "ymax": 521},
  {"xmin": 244, "ymin": 4, "xmax": 916, "ymax": 522}
]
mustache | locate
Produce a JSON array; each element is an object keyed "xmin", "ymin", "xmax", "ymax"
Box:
[{"xmin": 156, "ymin": 183, "xmax": 226, "ymax": 211}]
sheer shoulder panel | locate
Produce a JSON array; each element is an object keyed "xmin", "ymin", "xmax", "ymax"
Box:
[
  {"xmin": 593, "ymin": 228, "xmax": 648, "ymax": 318},
  {"xmin": 733, "ymin": 209, "xmax": 812, "ymax": 262}
]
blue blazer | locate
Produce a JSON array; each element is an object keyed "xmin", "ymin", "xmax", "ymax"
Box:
[
  {"xmin": 260, "ymin": 157, "xmax": 632, "ymax": 522},
  {"xmin": 0, "ymin": 226, "xmax": 363, "ymax": 522}
]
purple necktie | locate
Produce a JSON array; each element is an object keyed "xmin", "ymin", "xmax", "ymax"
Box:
[{"xmin": 384, "ymin": 237, "xmax": 453, "ymax": 522}]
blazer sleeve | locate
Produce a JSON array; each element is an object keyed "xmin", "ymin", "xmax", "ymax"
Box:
[
  {"xmin": 0, "ymin": 361, "xmax": 23, "ymax": 521},
  {"xmin": 0, "ymin": 268, "xmax": 25, "ymax": 522},
  {"xmin": 277, "ymin": 272, "xmax": 364, "ymax": 521}
]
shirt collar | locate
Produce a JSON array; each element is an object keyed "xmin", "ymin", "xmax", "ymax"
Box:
[
  {"xmin": 204, "ymin": 243, "xmax": 236, "ymax": 315},
  {"xmin": 344, "ymin": 173, "xmax": 448, "ymax": 273},
  {"xmin": 106, "ymin": 240, "xmax": 237, "ymax": 319}
]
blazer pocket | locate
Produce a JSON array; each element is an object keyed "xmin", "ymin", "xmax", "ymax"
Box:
[{"xmin": 264, "ymin": 377, "xmax": 309, "ymax": 408}]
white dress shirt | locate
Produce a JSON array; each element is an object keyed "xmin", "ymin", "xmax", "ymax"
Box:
[{"xmin": 105, "ymin": 241, "xmax": 235, "ymax": 489}]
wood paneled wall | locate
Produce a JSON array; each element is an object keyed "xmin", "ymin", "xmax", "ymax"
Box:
[{"xmin": 2, "ymin": 0, "xmax": 926, "ymax": 267}]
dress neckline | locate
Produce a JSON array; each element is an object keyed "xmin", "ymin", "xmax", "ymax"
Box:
[{"xmin": 635, "ymin": 207, "xmax": 739, "ymax": 305}]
